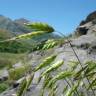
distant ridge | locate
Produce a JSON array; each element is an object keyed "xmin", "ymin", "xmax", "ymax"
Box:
[
  {"xmin": 0, "ymin": 15, "xmax": 60, "ymax": 40},
  {"xmin": 0, "ymin": 15, "xmax": 31, "ymax": 34}
]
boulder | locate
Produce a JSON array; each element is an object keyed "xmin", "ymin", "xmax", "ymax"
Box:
[
  {"xmin": 71, "ymin": 34, "xmax": 96, "ymax": 48},
  {"xmin": 0, "ymin": 69, "xmax": 8, "ymax": 82},
  {"xmin": 88, "ymin": 40, "xmax": 96, "ymax": 54}
]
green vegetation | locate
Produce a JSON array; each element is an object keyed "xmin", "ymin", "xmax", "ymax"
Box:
[
  {"xmin": 0, "ymin": 22, "xmax": 96, "ymax": 96},
  {"xmin": 0, "ymin": 39, "xmax": 35, "ymax": 53},
  {"xmin": 14, "ymin": 22, "xmax": 96, "ymax": 96},
  {"xmin": 0, "ymin": 82, "xmax": 9, "ymax": 93},
  {"xmin": 0, "ymin": 23, "xmax": 58, "ymax": 53},
  {"xmin": 17, "ymin": 73, "xmax": 34, "ymax": 96},
  {"xmin": 8, "ymin": 65, "xmax": 31, "ymax": 81},
  {"xmin": 0, "ymin": 29, "xmax": 13, "ymax": 40},
  {"xmin": 0, "ymin": 52, "xmax": 26, "ymax": 69},
  {"xmin": 35, "ymin": 55, "xmax": 57, "ymax": 71}
]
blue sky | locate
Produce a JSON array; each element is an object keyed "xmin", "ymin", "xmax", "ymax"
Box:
[{"xmin": 0, "ymin": 0, "xmax": 96, "ymax": 35}]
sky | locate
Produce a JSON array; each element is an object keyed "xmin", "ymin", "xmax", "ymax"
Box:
[{"xmin": 0, "ymin": 0, "xmax": 96, "ymax": 35}]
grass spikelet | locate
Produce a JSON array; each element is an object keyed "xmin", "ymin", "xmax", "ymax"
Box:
[
  {"xmin": 35, "ymin": 55, "xmax": 57, "ymax": 71},
  {"xmin": 41, "ymin": 60, "xmax": 64, "ymax": 77}
]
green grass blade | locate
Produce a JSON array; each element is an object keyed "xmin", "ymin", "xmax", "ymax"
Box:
[
  {"xmin": 65, "ymin": 81, "xmax": 80, "ymax": 96},
  {"xmin": 35, "ymin": 55, "xmax": 57, "ymax": 71},
  {"xmin": 41, "ymin": 60, "xmax": 64, "ymax": 77},
  {"xmin": 74, "ymin": 65, "xmax": 88, "ymax": 80},
  {"xmin": 26, "ymin": 73, "xmax": 34, "ymax": 89},
  {"xmin": 47, "ymin": 71, "xmax": 73, "ymax": 88},
  {"xmin": 87, "ymin": 78, "xmax": 96, "ymax": 90},
  {"xmin": 17, "ymin": 78, "xmax": 27, "ymax": 96},
  {"xmin": 26, "ymin": 22, "xmax": 54, "ymax": 32}
]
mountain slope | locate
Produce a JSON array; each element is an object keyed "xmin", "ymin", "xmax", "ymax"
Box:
[
  {"xmin": 0, "ymin": 15, "xmax": 60, "ymax": 53},
  {"xmin": 0, "ymin": 15, "xmax": 31, "ymax": 34},
  {"xmin": 75, "ymin": 11, "xmax": 96, "ymax": 36},
  {"xmin": 0, "ymin": 11, "xmax": 96, "ymax": 96}
]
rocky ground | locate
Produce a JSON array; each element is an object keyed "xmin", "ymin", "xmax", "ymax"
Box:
[
  {"xmin": 0, "ymin": 39, "xmax": 96, "ymax": 96},
  {"xmin": 0, "ymin": 11, "xmax": 96, "ymax": 96}
]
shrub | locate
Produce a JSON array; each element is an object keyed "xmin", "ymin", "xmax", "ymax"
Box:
[
  {"xmin": 8, "ymin": 65, "xmax": 31, "ymax": 81},
  {"xmin": 0, "ymin": 83, "xmax": 9, "ymax": 93},
  {"xmin": 0, "ymin": 29, "xmax": 13, "ymax": 40},
  {"xmin": 0, "ymin": 52, "xmax": 26, "ymax": 69}
]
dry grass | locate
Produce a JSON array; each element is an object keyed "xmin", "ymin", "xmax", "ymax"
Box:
[{"xmin": 0, "ymin": 52, "xmax": 27, "ymax": 69}]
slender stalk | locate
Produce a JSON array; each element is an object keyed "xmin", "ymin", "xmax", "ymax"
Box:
[
  {"xmin": 65, "ymin": 79, "xmax": 71, "ymax": 88},
  {"xmin": 56, "ymin": 31, "xmax": 95, "ymax": 96},
  {"xmin": 68, "ymin": 39, "xmax": 95, "ymax": 96},
  {"xmin": 64, "ymin": 79, "xmax": 79, "ymax": 96}
]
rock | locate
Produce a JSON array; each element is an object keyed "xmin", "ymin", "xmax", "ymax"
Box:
[
  {"xmin": 71, "ymin": 34, "xmax": 96, "ymax": 48},
  {"xmin": 80, "ymin": 11, "xmax": 96, "ymax": 25},
  {"xmin": 88, "ymin": 40, "xmax": 96, "ymax": 54},
  {"xmin": 0, "ymin": 15, "xmax": 31, "ymax": 34},
  {"xmin": 12, "ymin": 83, "xmax": 19, "ymax": 89},
  {"xmin": 1, "ymin": 44, "xmax": 96, "ymax": 96},
  {"xmin": 3, "ymin": 76, "xmax": 8, "ymax": 81},
  {"xmin": 1, "ymin": 11, "xmax": 96, "ymax": 96},
  {"xmin": 32, "ymin": 71, "xmax": 41, "ymax": 84},
  {"xmin": 87, "ymin": 24, "xmax": 96, "ymax": 34},
  {"xmin": 0, "ymin": 69, "xmax": 9, "ymax": 82},
  {"xmin": 86, "ymin": 11, "xmax": 96, "ymax": 23},
  {"xmin": 75, "ymin": 11, "xmax": 96, "ymax": 36},
  {"xmin": 75, "ymin": 26, "xmax": 88, "ymax": 36},
  {"xmin": 12, "ymin": 76, "xmax": 27, "ymax": 88},
  {"xmin": 13, "ymin": 62, "xmax": 22, "ymax": 68},
  {"xmin": 14, "ymin": 18, "xmax": 30, "ymax": 25}
]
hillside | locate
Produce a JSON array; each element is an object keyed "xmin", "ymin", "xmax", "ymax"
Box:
[
  {"xmin": 0, "ymin": 15, "xmax": 60, "ymax": 39},
  {"xmin": 0, "ymin": 15, "xmax": 31, "ymax": 35},
  {"xmin": 0, "ymin": 11, "xmax": 96, "ymax": 96},
  {"xmin": 0, "ymin": 15, "xmax": 60, "ymax": 53}
]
